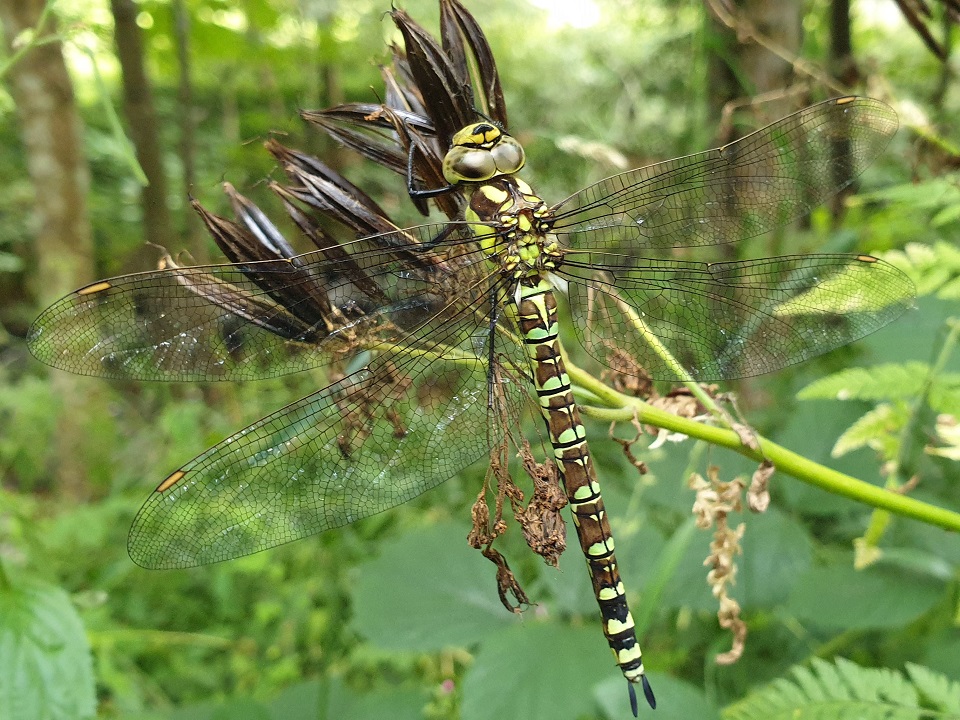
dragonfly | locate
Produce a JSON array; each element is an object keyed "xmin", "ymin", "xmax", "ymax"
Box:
[{"xmin": 27, "ymin": 93, "xmax": 914, "ymax": 713}]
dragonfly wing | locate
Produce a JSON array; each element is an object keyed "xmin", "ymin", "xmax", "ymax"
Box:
[
  {"xmin": 560, "ymin": 253, "xmax": 914, "ymax": 382},
  {"xmin": 26, "ymin": 223, "xmax": 489, "ymax": 382},
  {"xmin": 127, "ymin": 299, "xmax": 529, "ymax": 569},
  {"xmin": 550, "ymin": 97, "xmax": 898, "ymax": 252}
]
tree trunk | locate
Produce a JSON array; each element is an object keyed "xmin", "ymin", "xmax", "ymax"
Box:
[
  {"xmin": 828, "ymin": 0, "xmax": 856, "ymax": 220},
  {"xmin": 0, "ymin": 0, "xmax": 95, "ymax": 499},
  {"xmin": 829, "ymin": 0, "xmax": 857, "ymax": 86},
  {"xmin": 110, "ymin": 0, "xmax": 175, "ymax": 262},
  {"xmin": 704, "ymin": 0, "xmax": 803, "ymax": 139},
  {"xmin": 738, "ymin": 0, "xmax": 802, "ymax": 105},
  {"xmin": 171, "ymin": 0, "xmax": 206, "ymax": 260}
]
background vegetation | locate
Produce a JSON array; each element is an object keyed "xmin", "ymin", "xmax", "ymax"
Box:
[{"xmin": 2, "ymin": 0, "xmax": 960, "ymax": 718}]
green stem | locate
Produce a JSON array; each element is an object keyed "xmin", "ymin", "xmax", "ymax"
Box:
[
  {"xmin": 605, "ymin": 288, "xmax": 728, "ymax": 421},
  {"xmin": 0, "ymin": 558, "xmax": 10, "ymax": 592},
  {"xmin": 565, "ymin": 360, "xmax": 960, "ymax": 533}
]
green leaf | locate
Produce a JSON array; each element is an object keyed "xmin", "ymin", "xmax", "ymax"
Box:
[
  {"xmin": 797, "ymin": 363, "xmax": 929, "ymax": 402},
  {"xmin": 936, "ymin": 275, "xmax": 960, "ymax": 300},
  {"xmin": 724, "ymin": 657, "xmax": 955, "ymax": 720},
  {"xmin": 921, "ymin": 631, "xmax": 960, "ymax": 681},
  {"xmin": 929, "ymin": 380, "xmax": 960, "ymax": 414},
  {"xmin": 736, "ymin": 508, "xmax": 814, "ymax": 609},
  {"xmin": 831, "ymin": 403, "xmax": 906, "ymax": 458},
  {"xmin": 931, "ymin": 202, "xmax": 960, "ymax": 228},
  {"xmin": 882, "ymin": 243, "xmax": 960, "ymax": 298},
  {"xmin": 860, "ymin": 178, "xmax": 960, "ymax": 208},
  {"xmin": 352, "ymin": 522, "xmax": 518, "ymax": 651},
  {"xmin": 905, "ymin": 663, "xmax": 960, "ymax": 713},
  {"xmin": 0, "ymin": 576, "xmax": 96, "ymax": 720},
  {"xmin": 321, "ymin": 678, "xmax": 427, "ymax": 720},
  {"xmin": 786, "ymin": 561, "xmax": 944, "ymax": 631},
  {"xmin": 665, "ymin": 507, "xmax": 812, "ymax": 611},
  {"xmin": 211, "ymin": 699, "xmax": 271, "ymax": 720},
  {"xmin": 141, "ymin": 678, "xmax": 429, "ymax": 720},
  {"xmin": 461, "ymin": 622, "xmax": 614, "ymax": 720},
  {"xmin": 595, "ymin": 673, "xmax": 718, "ymax": 720}
]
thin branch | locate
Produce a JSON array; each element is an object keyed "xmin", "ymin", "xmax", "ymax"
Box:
[
  {"xmin": 703, "ymin": 0, "xmax": 846, "ymax": 94},
  {"xmin": 893, "ymin": 0, "xmax": 948, "ymax": 60}
]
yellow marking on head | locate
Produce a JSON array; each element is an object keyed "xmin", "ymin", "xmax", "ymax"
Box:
[
  {"xmin": 78, "ymin": 281, "xmax": 112, "ymax": 296},
  {"xmin": 452, "ymin": 123, "xmax": 502, "ymax": 147},
  {"xmin": 156, "ymin": 470, "xmax": 187, "ymax": 493}
]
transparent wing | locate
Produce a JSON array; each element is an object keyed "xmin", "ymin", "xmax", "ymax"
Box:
[
  {"xmin": 26, "ymin": 223, "xmax": 492, "ymax": 382},
  {"xmin": 560, "ymin": 253, "xmax": 914, "ymax": 381},
  {"xmin": 550, "ymin": 97, "xmax": 898, "ymax": 252},
  {"xmin": 126, "ymin": 295, "xmax": 530, "ymax": 569}
]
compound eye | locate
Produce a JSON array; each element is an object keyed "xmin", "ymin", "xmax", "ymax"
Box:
[
  {"xmin": 491, "ymin": 136, "xmax": 525, "ymax": 174},
  {"xmin": 443, "ymin": 147, "xmax": 496, "ymax": 184}
]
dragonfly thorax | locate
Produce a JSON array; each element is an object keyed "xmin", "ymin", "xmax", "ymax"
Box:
[{"xmin": 467, "ymin": 176, "xmax": 563, "ymax": 280}]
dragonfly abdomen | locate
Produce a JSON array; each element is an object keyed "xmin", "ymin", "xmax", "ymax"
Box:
[{"xmin": 515, "ymin": 278, "xmax": 654, "ymax": 711}]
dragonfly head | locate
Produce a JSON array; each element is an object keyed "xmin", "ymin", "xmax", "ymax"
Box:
[{"xmin": 442, "ymin": 123, "xmax": 525, "ymax": 185}]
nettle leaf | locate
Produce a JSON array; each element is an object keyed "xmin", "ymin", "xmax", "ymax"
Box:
[
  {"xmin": 352, "ymin": 522, "xmax": 518, "ymax": 652},
  {"xmin": 832, "ymin": 403, "xmax": 908, "ymax": 458},
  {"xmin": 0, "ymin": 578, "xmax": 95, "ymax": 720},
  {"xmin": 724, "ymin": 657, "xmax": 960, "ymax": 720},
  {"xmin": 461, "ymin": 623, "xmax": 612, "ymax": 720},
  {"xmin": 798, "ymin": 363, "xmax": 929, "ymax": 402},
  {"xmin": 787, "ymin": 562, "xmax": 944, "ymax": 631}
]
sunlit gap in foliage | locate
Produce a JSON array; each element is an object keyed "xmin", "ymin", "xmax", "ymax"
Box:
[
  {"xmin": 856, "ymin": 0, "xmax": 908, "ymax": 30},
  {"xmin": 527, "ymin": 0, "xmax": 601, "ymax": 30}
]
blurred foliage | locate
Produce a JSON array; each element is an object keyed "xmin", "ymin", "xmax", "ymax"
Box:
[{"xmin": 2, "ymin": 0, "xmax": 960, "ymax": 719}]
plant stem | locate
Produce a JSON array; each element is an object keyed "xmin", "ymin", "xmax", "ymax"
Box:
[{"xmin": 566, "ymin": 360, "xmax": 960, "ymax": 533}]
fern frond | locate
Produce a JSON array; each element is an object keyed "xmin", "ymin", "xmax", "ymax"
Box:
[
  {"xmin": 724, "ymin": 657, "xmax": 960, "ymax": 720},
  {"xmin": 798, "ymin": 363, "xmax": 930, "ymax": 402},
  {"xmin": 906, "ymin": 663, "xmax": 960, "ymax": 713},
  {"xmin": 831, "ymin": 403, "xmax": 906, "ymax": 458}
]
